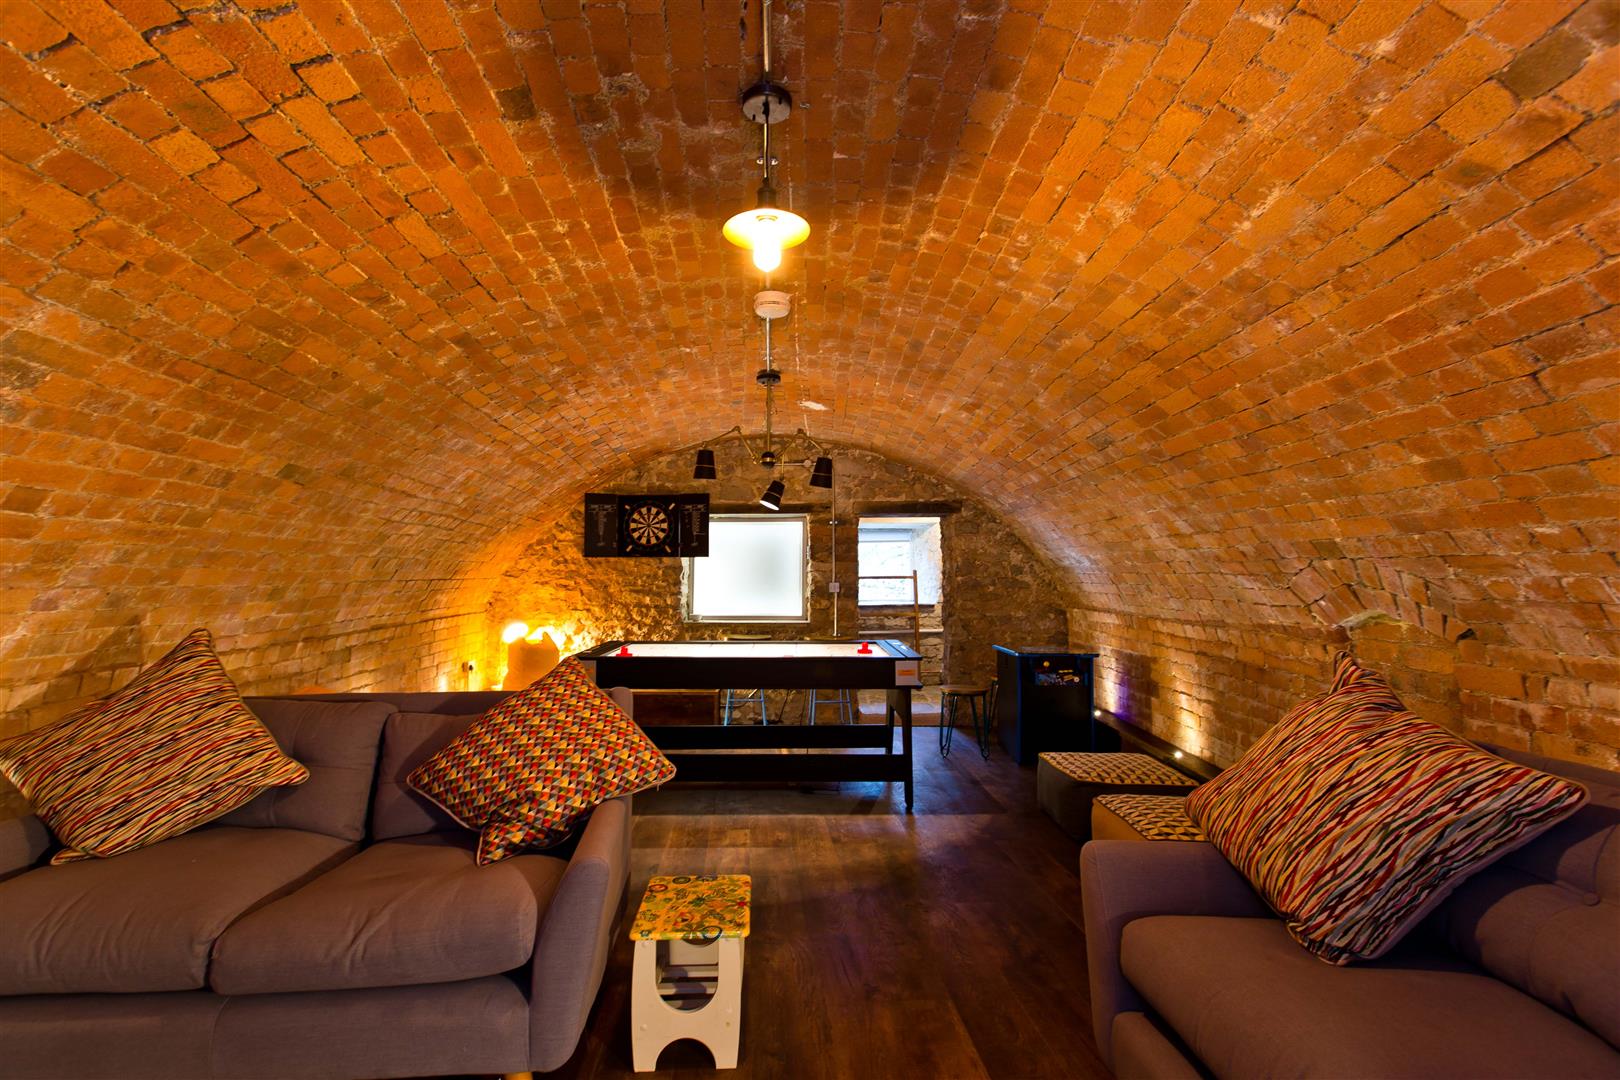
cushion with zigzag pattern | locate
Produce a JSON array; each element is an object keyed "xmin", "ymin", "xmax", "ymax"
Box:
[
  {"xmin": 1185, "ymin": 652, "xmax": 1587, "ymax": 965},
  {"xmin": 0, "ymin": 628, "xmax": 309, "ymax": 864},
  {"xmin": 407, "ymin": 658, "xmax": 673, "ymax": 864}
]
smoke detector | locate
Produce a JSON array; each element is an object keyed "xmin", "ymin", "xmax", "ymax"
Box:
[{"xmin": 754, "ymin": 289, "xmax": 791, "ymax": 320}]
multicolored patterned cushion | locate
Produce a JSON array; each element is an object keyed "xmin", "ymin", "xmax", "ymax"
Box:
[
  {"xmin": 1040, "ymin": 751, "xmax": 1191, "ymax": 787},
  {"xmin": 0, "ymin": 629, "xmax": 308, "ymax": 864},
  {"xmin": 1185, "ymin": 652, "xmax": 1587, "ymax": 965},
  {"xmin": 1095, "ymin": 794, "xmax": 1207, "ymax": 841},
  {"xmin": 407, "ymin": 658, "xmax": 674, "ymax": 864}
]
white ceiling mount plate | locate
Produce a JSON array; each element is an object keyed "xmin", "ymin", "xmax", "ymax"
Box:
[{"xmin": 754, "ymin": 290, "xmax": 791, "ymax": 320}]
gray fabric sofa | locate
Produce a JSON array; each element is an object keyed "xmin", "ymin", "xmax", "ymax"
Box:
[
  {"xmin": 0, "ymin": 690, "xmax": 632, "ymax": 1079},
  {"xmin": 1081, "ymin": 745, "xmax": 1620, "ymax": 1079}
]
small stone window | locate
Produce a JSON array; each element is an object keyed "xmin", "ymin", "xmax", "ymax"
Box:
[
  {"xmin": 857, "ymin": 517, "xmax": 943, "ymax": 607},
  {"xmin": 685, "ymin": 514, "xmax": 809, "ymax": 622}
]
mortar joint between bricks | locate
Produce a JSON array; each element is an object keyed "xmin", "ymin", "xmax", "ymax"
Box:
[
  {"xmin": 289, "ymin": 54, "xmax": 338, "ymax": 73},
  {"xmin": 246, "ymin": 4, "xmax": 299, "ymax": 23},
  {"xmin": 24, "ymin": 34, "xmax": 78, "ymax": 63},
  {"xmin": 141, "ymin": 19, "xmax": 195, "ymax": 43}
]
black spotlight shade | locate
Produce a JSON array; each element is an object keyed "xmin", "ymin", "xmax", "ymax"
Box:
[
  {"xmin": 759, "ymin": 479, "xmax": 785, "ymax": 511},
  {"xmin": 808, "ymin": 455, "xmax": 833, "ymax": 488},
  {"xmin": 693, "ymin": 447, "xmax": 717, "ymax": 480}
]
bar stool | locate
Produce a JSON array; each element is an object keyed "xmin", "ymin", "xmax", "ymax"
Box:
[
  {"xmin": 722, "ymin": 688, "xmax": 769, "ymax": 726},
  {"xmin": 808, "ymin": 688, "xmax": 854, "ymax": 725},
  {"xmin": 939, "ymin": 678, "xmax": 995, "ymax": 759},
  {"xmin": 722, "ymin": 634, "xmax": 771, "ymax": 726}
]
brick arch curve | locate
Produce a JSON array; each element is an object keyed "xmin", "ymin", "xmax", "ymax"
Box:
[{"xmin": 0, "ymin": 0, "xmax": 1615, "ymax": 778}]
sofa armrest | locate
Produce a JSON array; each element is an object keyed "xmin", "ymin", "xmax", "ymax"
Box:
[
  {"xmin": 0, "ymin": 814, "xmax": 52, "ymax": 882},
  {"xmin": 1081, "ymin": 840, "xmax": 1270, "ymax": 1068},
  {"xmin": 527, "ymin": 794, "xmax": 633, "ymax": 1071}
]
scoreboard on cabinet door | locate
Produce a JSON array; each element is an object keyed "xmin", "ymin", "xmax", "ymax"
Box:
[{"xmin": 583, "ymin": 493, "xmax": 709, "ymax": 558}]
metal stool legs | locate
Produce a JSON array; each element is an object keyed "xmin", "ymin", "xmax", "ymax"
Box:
[
  {"xmin": 809, "ymin": 688, "xmax": 854, "ymax": 725},
  {"xmin": 722, "ymin": 688, "xmax": 770, "ymax": 726},
  {"xmin": 939, "ymin": 687, "xmax": 991, "ymax": 760}
]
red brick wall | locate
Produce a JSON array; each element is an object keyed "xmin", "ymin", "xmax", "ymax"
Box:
[{"xmin": 0, "ymin": 0, "xmax": 1615, "ymax": 808}]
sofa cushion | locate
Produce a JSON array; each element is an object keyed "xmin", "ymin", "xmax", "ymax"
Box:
[
  {"xmin": 0, "ymin": 629, "xmax": 309, "ymax": 864},
  {"xmin": 370, "ymin": 711, "xmax": 481, "ymax": 840},
  {"xmin": 1185, "ymin": 652, "xmax": 1587, "ymax": 963},
  {"xmin": 406, "ymin": 658, "xmax": 673, "ymax": 863},
  {"xmin": 1431, "ymin": 747, "xmax": 1620, "ymax": 1051},
  {"xmin": 0, "ymin": 827, "xmax": 354, "ymax": 995},
  {"xmin": 209, "ymin": 832, "xmax": 566, "ymax": 994},
  {"xmin": 1122, "ymin": 915, "xmax": 1620, "ymax": 1078},
  {"xmin": 218, "ymin": 699, "xmax": 394, "ymax": 841}
]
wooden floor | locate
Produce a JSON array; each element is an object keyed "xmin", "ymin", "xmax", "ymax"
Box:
[{"xmin": 547, "ymin": 736, "xmax": 1112, "ymax": 1080}]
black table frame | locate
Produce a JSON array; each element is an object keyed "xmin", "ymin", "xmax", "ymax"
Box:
[{"xmin": 578, "ymin": 639, "xmax": 919, "ymax": 810}]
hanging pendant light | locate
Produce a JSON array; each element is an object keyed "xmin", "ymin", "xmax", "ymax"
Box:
[
  {"xmin": 724, "ymin": 181, "xmax": 810, "ymax": 273},
  {"xmin": 724, "ymin": 0, "xmax": 807, "ymax": 273},
  {"xmin": 693, "ymin": 447, "xmax": 717, "ymax": 480},
  {"xmin": 759, "ymin": 479, "xmax": 785, "ymax": 511}
]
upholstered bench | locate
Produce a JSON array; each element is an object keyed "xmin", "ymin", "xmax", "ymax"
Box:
[
  {"xmin": 1036, "ymin": 752, "xmax": 1196, "ymax": 841},
  {"xmin": 1091, "ymin": 793, "xmax": 1206, "ymax": 842}
]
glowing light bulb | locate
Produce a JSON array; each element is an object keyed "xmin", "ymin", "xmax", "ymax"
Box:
[
  {"xmin": 501, "ymin": 621, "xmax": 530, "ymax": 644},
  {"xmin": 751, "ymin": 214, "xmax": 783, "ymax": 272},
  {"xmin": 723, "ymin": 202, "xmax": 808, "ymax": 268}
]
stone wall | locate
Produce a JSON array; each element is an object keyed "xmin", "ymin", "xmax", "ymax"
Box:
[{"xmin": 489, "ymin": 441, "xmax": 1068, "ymax": 701}]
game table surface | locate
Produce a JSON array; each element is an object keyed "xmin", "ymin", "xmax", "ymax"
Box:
[{"xmin": 585, "ymin": 640, "xmax": 909, "ymax": 658}]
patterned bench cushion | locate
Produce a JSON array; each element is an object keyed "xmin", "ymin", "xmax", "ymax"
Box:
[
  {"xmin": 1036, "ymin": 752, "xmax": 1197, "ymax": 842},
  {"xmin": 1094, "ymin": 794, "xmax": 1207, "ymax": 841},
  {"xmin": 1039, "ymin": 752, "xmax": 1191, "ymax": 787}
]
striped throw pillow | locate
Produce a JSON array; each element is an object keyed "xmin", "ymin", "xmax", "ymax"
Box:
[
  {"xmin": 0, "ymin": 629, "xmax": 308, "ymax": 864},
  {"xmin": 407, "ymin": 658, "xmax": 674, "ymax": 864},
  {"xmin": 1185, "ymin": 653, "xmax": 1587, "ymax": 965}
]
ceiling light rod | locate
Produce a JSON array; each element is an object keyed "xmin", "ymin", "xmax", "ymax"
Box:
[{"xmin": 724, "ymin": 0, "xmax": 809, "ymax": 274}]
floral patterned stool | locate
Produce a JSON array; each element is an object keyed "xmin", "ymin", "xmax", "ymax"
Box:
[{"xmin": 630, "ymin": 874, "xmax": 751, "ymax": 1072}]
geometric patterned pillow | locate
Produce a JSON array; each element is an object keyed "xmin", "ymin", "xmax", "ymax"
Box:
[
  {"xmin": 0, "ymin": 629, "xmax": 308, "ymax": 864},
  {"xmin": 1185, "ymin": 652, "xmax": 1587, "ymax": 964},
  {"xmin": 407, "ymin": 658, "xmax": 674, "ymax": 864}
]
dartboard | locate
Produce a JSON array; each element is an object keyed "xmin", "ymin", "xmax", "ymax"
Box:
[{"xmin": 625, "ymin": 503, "xmax": 671, "ymax": 548}]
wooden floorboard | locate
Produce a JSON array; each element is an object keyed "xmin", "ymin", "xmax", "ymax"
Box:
[{"xmin": 539, "ymin": 738, "xmax": 1109, "ymax": 1080}]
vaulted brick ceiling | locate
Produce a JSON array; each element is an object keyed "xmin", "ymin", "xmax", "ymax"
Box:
[{"xmin": 1, "ymin": 1, "xmax": 1616, "ymax": 708}]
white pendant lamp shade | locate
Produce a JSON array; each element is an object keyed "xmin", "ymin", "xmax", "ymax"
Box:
[{"xmin": 723, "ymin": 204, "xmax": 810, "ymax": 273}]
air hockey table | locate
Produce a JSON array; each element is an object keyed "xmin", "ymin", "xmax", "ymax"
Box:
[{"xmin": 577, "ymin": 639, "xmax": 923, "ymax": 810}]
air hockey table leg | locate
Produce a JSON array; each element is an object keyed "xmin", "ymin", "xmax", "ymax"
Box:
[{"xmin": 888, "ymin": 687, "xmax": 914, "ymax": 811}]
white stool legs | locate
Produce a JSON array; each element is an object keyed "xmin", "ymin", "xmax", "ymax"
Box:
[{"xmin": 631, "ymin": 936, "xmax": 744, "ymax": 1071}]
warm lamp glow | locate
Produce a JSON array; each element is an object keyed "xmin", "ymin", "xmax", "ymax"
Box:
[
  {"xmin": 723, "ymin": 205, "xmax": 809, "ymax": 272},
  {"xmin": 505, "ymin": 630, "xmax": 560, "ymax": 689},
  {"xmin": 501, "ymin": 621, "xmax": 530, "ymax": 644}
]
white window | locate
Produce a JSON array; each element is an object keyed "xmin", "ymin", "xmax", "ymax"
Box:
[
  {"xmin": 686, "ymin": 514, "xmax": 809, "ymax": 622},
  {"xmin": 858, "ymin": 517, "xmax": 943, "ymax": 606}
]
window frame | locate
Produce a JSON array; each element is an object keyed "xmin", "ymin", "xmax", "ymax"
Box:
[
  {"xmin": 856, "ymin": 516, "xmax": 943, "ymax": 607},
  {"xmin": 684, "ymin": 512, "xmax": 811, "ymax": 624}
]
